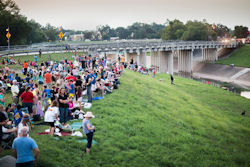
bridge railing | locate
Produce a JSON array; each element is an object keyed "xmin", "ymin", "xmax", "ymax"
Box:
[{"xmin": 0, "ymin": 40, "xmax": 237, "ymax": 57}]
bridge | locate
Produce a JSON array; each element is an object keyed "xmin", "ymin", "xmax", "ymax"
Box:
[
  {"xmin": 0, "ymin": 40, "xmax": 238, "ymax": 74},
  {"xmin": 71, "ymin": 41, "xmax": 238, "ymax": 74}
]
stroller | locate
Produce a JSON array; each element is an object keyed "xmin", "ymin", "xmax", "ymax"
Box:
[{"xmin": 1, "ymin": 132, "xmax": 15, "ymax": 149}]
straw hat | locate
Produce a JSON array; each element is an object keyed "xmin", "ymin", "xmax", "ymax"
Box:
[{"xmin": 84, "ymin": 112, "xmax": 95, "ymax": 118}]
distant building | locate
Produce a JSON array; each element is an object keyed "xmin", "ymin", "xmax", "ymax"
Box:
[
  {"xmin": 70, "ymin": 34, "xmax": 84, "ymax": 41},
  {"xmin": 110, "ymin": 37, "xmax": 119, "ymax": 41}
]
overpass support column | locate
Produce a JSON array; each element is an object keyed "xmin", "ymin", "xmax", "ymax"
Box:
[
  {"xmin": 202, "ymin": 48, "xmax": 218, "ymax": 62},
  {"xmin": 124, "ymin": 52, "xmax": 128, "ymax": 63},
  {"xmin": 215, "ymin": 48, "xmax": 218, "ymax": 61},
  {"xmin": 177, "ymin": 50, "xmax": 193, "ymax": 73},
  {"xmin": 158, "ymin": 51, "xmax": 173, "ymax": 74},
  {"xmin": 145, "ymin": 51, "xmax": 151, "ymax": 68}
]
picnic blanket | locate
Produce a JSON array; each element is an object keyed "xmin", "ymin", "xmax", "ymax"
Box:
[
  {"xmin": 77, "ymin": 139, "xmax": 98, "ymax": 144},
  {"xmin": 53, "ymin": 137, "xmax": 98, "ymax": 145},
  {"xmin": 70, "ymin": 122, "xmax": 82, "ymax": 130},
  {"xmin": 93, "ymin": 96, "xmax": 104, "ymax": 101},
  {"xmin": 37, "ymin": 131, "xmax": 71, "ymax": 136}
]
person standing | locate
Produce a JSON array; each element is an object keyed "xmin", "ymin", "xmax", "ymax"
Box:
[
  {"xmin": 23, "ymin": 61, "xmax": 28, "ymax": 75},
  {"xmin": 85, "ymin": 71, "xmax": 93, "ymax": 103},
  {"xmin": 20, "ymin": 87, "xmax": 34, "ymax": 116},
  {"xmin": 12, "ymin": 127, "xmax": 39, "ymax": 167},
  {"xmin": 11, "ymin": 80, "xmax": 19, "ymax": 104},
  {"xmin": 171, "ymin": 74, "xmax": 174, "ymax": 85},
  {"xmin": 34, "ymin": 55, "xmax": 38, "ymax": 64},
  {"xmin": 44, "ymin": 70, "xmax": 52, "ymax": 87},
  {"xmin": 82, "ymin": 112, "xmax": 95, "ymax": 154},
  {"xmin": 39, "ymin": 49, "xmax": 42, "ymax": 58},
  {"xmin": 58, "ymin": 88, "xmax": 69, "ymax": 126}
]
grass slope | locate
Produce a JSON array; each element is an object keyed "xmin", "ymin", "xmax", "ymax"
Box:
[
  {"xmin": 216, "ymin": 44, "xmax": 250, "ymax": 68},
  {"xmin": 1, "ymin": 71, "xmax": 250, "ymax": 167}
]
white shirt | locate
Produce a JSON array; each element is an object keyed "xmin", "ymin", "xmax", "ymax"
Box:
[
  {"xmin": 74, "ymin": 61, "xmax": 79, "ymax": 67},
  {"xmin": 11, "ymin": 85, "xmax": 19, "ymax": 96},
  {"xmin": 44, "ymin": 107, "xmax": 59, "ymax": 122}
]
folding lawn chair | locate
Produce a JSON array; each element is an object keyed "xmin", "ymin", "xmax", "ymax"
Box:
[{"xmin": 1, "ymin": 133, "xmax": 15, "ymax": 150}]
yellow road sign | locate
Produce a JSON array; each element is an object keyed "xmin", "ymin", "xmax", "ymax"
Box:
[
  {"xmin": 58, "ymin": 32, "xmax": 64, "ymax": 39},
  {"xmin": 6, "ymin": 32, "xmax": 11, "ymax": 39}
]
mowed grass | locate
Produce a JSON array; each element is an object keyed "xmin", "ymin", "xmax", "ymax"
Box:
[
  {"xmin": 1, "ymin": 70, "xmax": 250, "ymax": 167},
  {"xmin": 216, "ymin": 44, "xmax": 250, "ymax": 68},
  {"xmin": 0, "ymin": 52, "xmax": 77, "ymax": 69}
]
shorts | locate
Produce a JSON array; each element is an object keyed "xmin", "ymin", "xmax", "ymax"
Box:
[
  {"xmin": 38, "ymin": 81, "xmax": 43, "ymax": 85},
  {"xmin": 46, "ymin": 122, "xmax": 55, "ymax": 127},
  {"xmin": 91, "ymin": 84, "xmax": 96, "ymax": 91},
  {"xmin": 77, "ymin": 97, "xmax": 82, "ymax": 102}
]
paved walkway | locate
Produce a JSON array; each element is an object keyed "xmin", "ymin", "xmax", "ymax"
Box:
[{"xmin": 193, "ymin": 62, "xmax": 250, "ymax": 89}]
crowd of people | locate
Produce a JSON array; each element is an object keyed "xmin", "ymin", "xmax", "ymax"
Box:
[{"xmin": 0, "ymin": 51, "xmax": 124, "ymax": 166}]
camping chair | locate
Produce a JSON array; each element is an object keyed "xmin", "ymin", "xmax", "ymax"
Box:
[
  {"xmin": 1, "ymin": 132, "xmax": 15, "ymax": 150},
  {"xmin": 20, "ymin": 107, "xmax": 29, "ymax": 114}
]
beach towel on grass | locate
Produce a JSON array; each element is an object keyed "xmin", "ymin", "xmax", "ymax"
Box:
[
  {"xmin": 77, "ymin": 139, "xmax": 98, "ymax": 144},
  {"xmin": 93, "ymin": 96, "xmax": 104, "ymax": 101},
  {"xmin": 70, "ymin": 122, "xmax": 82, "ymax": 130},
  {"xmin": 53, "ymin": 137, "xmax": 97, "ymax": 145},
  {"xmin": 37, "ymin": 131, "xmax": 71, "ymax": 136}
]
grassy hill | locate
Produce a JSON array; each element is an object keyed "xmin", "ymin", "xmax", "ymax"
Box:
[
  {"xmin": 216, "ymin": 44, "xmax": 250, "ymax": 68},
  {"xmin": 1, "ymin": 70, "xmax": 250, "ymax": 167}
]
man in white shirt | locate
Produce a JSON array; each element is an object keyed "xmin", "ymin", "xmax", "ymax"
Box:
[{"xmin": 11, "ymin": 80, "xmax": 19, "ymax": 104}]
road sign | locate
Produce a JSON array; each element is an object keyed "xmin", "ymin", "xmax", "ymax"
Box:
[
  {"xmin": 58, "ymin": 32, "xmax": 64, "ymax": 39},
  {"xmin": 6, "ymin": 32, "xmax": 11, "ymax": 39}
]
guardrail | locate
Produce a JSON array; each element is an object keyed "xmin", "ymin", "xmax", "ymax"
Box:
[{"xmin": 0, "ymin": 40, "xmax": 238, "ymax": 57}]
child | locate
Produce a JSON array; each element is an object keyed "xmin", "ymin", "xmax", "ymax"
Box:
[
  {"xmin": 13, "ymin": 104, "xmax": 23, "ymax": 127},
  {"xmin": 17, "ymin": 114, "xmax": 31, "ymax": 137},
  {"xmin": 42, "ymin": 85, "xmax": 51, "ymax": 111},
  {"xmin": 44, "ymin": 100, "xmax": 59, "ymax": 136},
  {"xmin": 36, "ymin": 96, "xmax": 43, "ymax": 118},
  {"xmin": 152, "ymin": 68, "xmax": 156, "ymax": 78}
]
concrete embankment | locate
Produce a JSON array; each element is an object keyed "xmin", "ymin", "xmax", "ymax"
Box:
[{"xmin": 192, "ymin": 62, "xmax": 250, "ymax": 89}]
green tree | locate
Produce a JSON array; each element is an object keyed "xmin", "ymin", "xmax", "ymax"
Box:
[
  {"xmin": 27, "ymin": 19, "xmax": 46, "ymax": 44},
  {"xmin": 42, "ymin": 24, "xmax": 58, "ymax": 42},
  {"xmin": 0, "ymin": 0, "xmax": 31, "ymax": 45},
  {"xmin": 160, "ymin": 19, "xmax": 186, "ymax": 40},
  {"xmin": 181, "ymin": 20, "xmax": 209, "ymax": 41},
  {"xmin": 234, "ymin": 26, "xmax": 248, "ymax": 38}
]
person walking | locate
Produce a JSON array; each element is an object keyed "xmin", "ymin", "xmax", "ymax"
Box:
[
  {"xmin": 82, "ymin": 112, "xmax": 95, "ymax": 154},
  {"xmin": 12, "ymin": 127, "xmax": 39, "ymax": 167},
  {"xmin": 58, "ymin": 88, "xmax": 69, "ymax": 126},
  {"xmin": 170, "ymin": 74, "xmax": 174, "ymax": 85}
]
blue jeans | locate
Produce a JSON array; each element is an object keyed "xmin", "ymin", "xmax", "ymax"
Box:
[
  {"xmin": 87, "ymin": 85, "xmax": 92, "ymax": 103},
  {"xmin": 59, "ymin": 107, "xmax": 68, "ymax": 124}
]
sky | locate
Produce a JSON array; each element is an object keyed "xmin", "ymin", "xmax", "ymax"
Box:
[{"xmin": 14, "ymin": 0, "xmax": 250, "ymax": 31}]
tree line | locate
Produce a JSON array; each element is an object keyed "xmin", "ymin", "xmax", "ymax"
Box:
[{"xmin": 0, "ymin": 0, "xmax": 249, "ymax": 46}]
